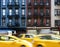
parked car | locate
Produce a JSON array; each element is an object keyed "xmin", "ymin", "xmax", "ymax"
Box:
[
  {"xmin": 18, "ymin": 34, "xmax": 60, "ymax": 47},
  {"xmin": 0, "ymin": 35, "xmax": 32, "ymax": 47}
]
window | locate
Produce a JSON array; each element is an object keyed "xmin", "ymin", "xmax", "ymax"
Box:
[
  {"xmin": 25, "ymin": 35, "xmax": 30, "ymax": 38},
  {"xmin": 21, "ymin": 19, "xmax": 25, "ymax": 26},
  {"xmin": 46, "ymin": 9, "xmax": 50, "ymax": 15},
  {"xmin": 39, "ymin": 35, "xmax": 52, "ymax": 40},
  {"xmin": 9, "ymin": 0, "xmax": 12, "ymax": 4},
  {"xmin": 0, "ymin": 36, "xmax": 17, "ymax": 41},
  {"xmin": 55, "ymin": 9, "xmax": 60, "ymax": 16},
  {"xmin": 46, "ymin": 19, "xmax": 50, "ymax": 26},
  {"xmin": 22, "ymin": 0, "xmax": 25, "ymax": 5},
  {"xmin": 22, "ymin": 9, "xmax": 25, "ymax": 15},
  {"xmin": 2, "ymin": 9, "xmax": 6, "ymax": 16},
  {"xmin": 34, "ymin": 9, "xmax": 38, "ymax": 15},
  {"xmin": 18, "ymin": 35, "xmax": 23, "ymax": 38},
  {"xmin": 34, "ymin": 19, "xmax": 37, "ymax": 23},
  {"xmin": 28, "ymin": 9, "xmax": 32, "ymax": 16},
  {"xmin": 9, "ymin": 19, "xmax": 12, "ymax": 22},
  {"xmin": 15, "ymin": 0, "xmax": 19, "ymax": 5},
  {"xmin": 40, "ymin": 0, "xmax": 44, "ymax": 3},
  {"xmin": 40, "ymin": 18, "xmax": 43, "ymax": 26},
  {"xmin": 15, "ymin": 9, "xmax": 19, "ymax": 15},
  {"xmin": 28, "ymin": 0, "xmax": 31, "ymax": 3},
  {"xmin": 3, "ymin": 0, "xmax": 5, "ymax": 5},
  {"xmin": 2, "ymin": 19, "xmax": 6, "ymax": 26},
  {"xmin": 9, "ymin": 9, "xmax": 12, "ymax": 15},
  {"xmin": 34, "ymin": 0, "xmax": 38, "ymax": 5},
  {"xmin": 34, "ymin": 9, "xmax": 38, "ymax": 13},
  {"xmin": 34, "ymin": 19, "xmax": 37, "ymax": 26},
  {"xmin": 8, "ymin": 19, "xmax": 12, "ymax": 26},
  {"xmin": 55, "ymin": 20, "xmax": 60, "ymax": 26},
  {"xmin": 28, "ymin": 19, "xmax": 31, "ymax": 23},
  {"xmin": 55, "ymin": 0, "xmax": 60, "ymax": 5},
  {"xmin": 28, "ymin": 0, "xmax": 31, "ymax": 5},
  {"xmin": 40, "ymin": 8, "xmax": 44, "ymax": 16},
  {"xmin": 45, "ymin": 0, "xmax": 50, "ymax": 6}
]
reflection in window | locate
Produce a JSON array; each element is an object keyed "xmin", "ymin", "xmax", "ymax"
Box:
[
  {"xmin": 15, "ymin": 9, "xmax": 19, "ymax": 15},
  {"xmin": 3, "ymin": 0, "xmax": 5, "ymax": 5},
  {"xmin": 28, "ymin": 9, "xmax": 32, "ymax": 16},
  {"xmin": 55, "ymin": 9, "xmax": 60, "ymax": 16},
  {"xmin": 28, "ymin": 19, "xmax": 31, "ymax": 23},
  {"xmin": 2, "ymin": 19, "xmax": 6, "ymax": 27},
  {"xmin": 2, "ymin": 9, "xmax": 6, "ymax": 16},
  {"xmin": 15, "ymin": 0, "xmax": 19, "ymax": 5},
  {"xmin": 45, "ymin": 0, "xmax": 50, "ymax": 6},
  {"xmin": 46, "ymin": 19, "xmax": 50, "ymax": 26},
  {"xmin": 9, "ymin": 0, "xmax": 12, "ymax": 4},
  {"xmin": 46, "ymin": 9, "xmax": 50, "ymax": 14},
  {"xmin": 22, "ymin": 9, "xmax": 25, "ymax": 15},
  {"xmin": 55, "ymin": 20, "xmax": 60, "ymax": 26},
  {"xmin": 9, "ymin": 9, "xmax": 12, "ymax": 15},
  {"xmin": 40, "ymin": 8, "xmax": 44, "ymax": 16},
  {"xmin": 22, "ymin": 0, "xmax": 25, "ymax": 5},
  {"xmin": 21, "ymin": 19, "xmax": 25, "ymax": 26}
]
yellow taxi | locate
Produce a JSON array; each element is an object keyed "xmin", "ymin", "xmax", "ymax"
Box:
[
  {"xmin": 18, "ymin": 34, "xmax": 60, "ymax": 47},
  {"xmin": 18, "ymin": 34, "xmax": 35, "ymax": 42},
  {"xmin": 33, "ymin": 34, "xmax": 60, "ymax": 47},
  {"xmin": 0, "ymin": 35, "xmax": 32, "ymax": 47}
]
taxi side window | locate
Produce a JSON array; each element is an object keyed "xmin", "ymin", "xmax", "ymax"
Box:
[
  {"xmin": 40, "ymin": 35, "xmax": 52, "ymax": 40},
  {"xmin": 18, "ymin": 35, "xmax": 23, "ymax": 38},
  {"xmin": 0, "ymin": 36, "xmax": 9, "ymax": 41},
  {"xmin": 0, "ymin": 36, "xmax": 16, "ymax": 41},
  {"xmin": 8, "ymin": 37, "xmax": 16, "ymax": 41},
  {"xmin": 25, "ymin": 35, "xmax": 30, "ymax": 38}
]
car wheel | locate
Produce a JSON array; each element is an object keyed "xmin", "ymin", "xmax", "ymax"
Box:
[
  {"xmin": 21, "ymin": 45, "xmax": 25, "ymax": 47},
  {"xmin": 37, "ymin": 45, "xmax": 43, "ymax": 47}
]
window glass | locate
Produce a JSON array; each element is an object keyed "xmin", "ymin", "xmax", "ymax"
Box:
[
  {"xmin": 15, "ymin": 0, "xmax": 18, "ymax": 4},
  {"xmin": 21, "ymin": 19, "xmax": 25, "ymax": 26},
  {"xmin": 28, "ymin": 9, "xmax": 31, "ymax": 16},
  {"xmin": 18, "ymin": 35, "xmax": 23, "ymax": 38},
  {"xmin": 0, "ymin": 36, "xmax": 16, "ymax": 41},
  {"xmin": 2, "ymin": 9, "xmax": 6, "ymax": 15},
  {"xmin": 2, "ymin": 19, "xmax": 6, "ymax": 26},
  {"xmin": 3, "ymin": 0, "xmax": 5, "ymax": 5},
  {"xmin": 39, "ymin": 35, "xmax": 52, "ymax": 40},
  {"xmin": 22, "ymin": 9, "xmax": 25, "ymax": 15},
  {"xmin": 28, "ymin": 19, "xmax": 31, "ymax": 23},
  {"xmin": 9, "ymin": 9, "xmax": 12, "ymax": 15},
  {"xmin": 28, "ymin": 0, "xmax": 31, "ymax": 3},
  {"xmin": 16, "ymin": 9, "xmax": 19, "ymax": 15},
  {"xmin": 25, "ymin": 35, "xmax": 30, "ymax": 38},
  {"xmin": 45, "ymin": 0, "xmax": 50, "ymax": 5},
  {"xmin": 22, "ymin": 0, "xmax": 25, "ymax": 5},
  {"xmin": 55, "ymin": 20, "xmax": 60, "ymax": 26},
  {"xmin": 9, "ymin": 19, "xmax": 12, "ymax": 22}
]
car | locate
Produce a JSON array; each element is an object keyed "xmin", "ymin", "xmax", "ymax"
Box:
[
  {"xmin": 0, "ymin": 35, "xmax": 32, "ymax": 47},
  {"xmin": 18, "ymin": 34, "xmax": 60, "ymax": 47},
  {"xmin": 33, "ymin": 34, "xmax": 60, "ymax": 47},
  {"xmin": 18, "ymin": 34, "xmax": 35, "ymax": 42}
]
